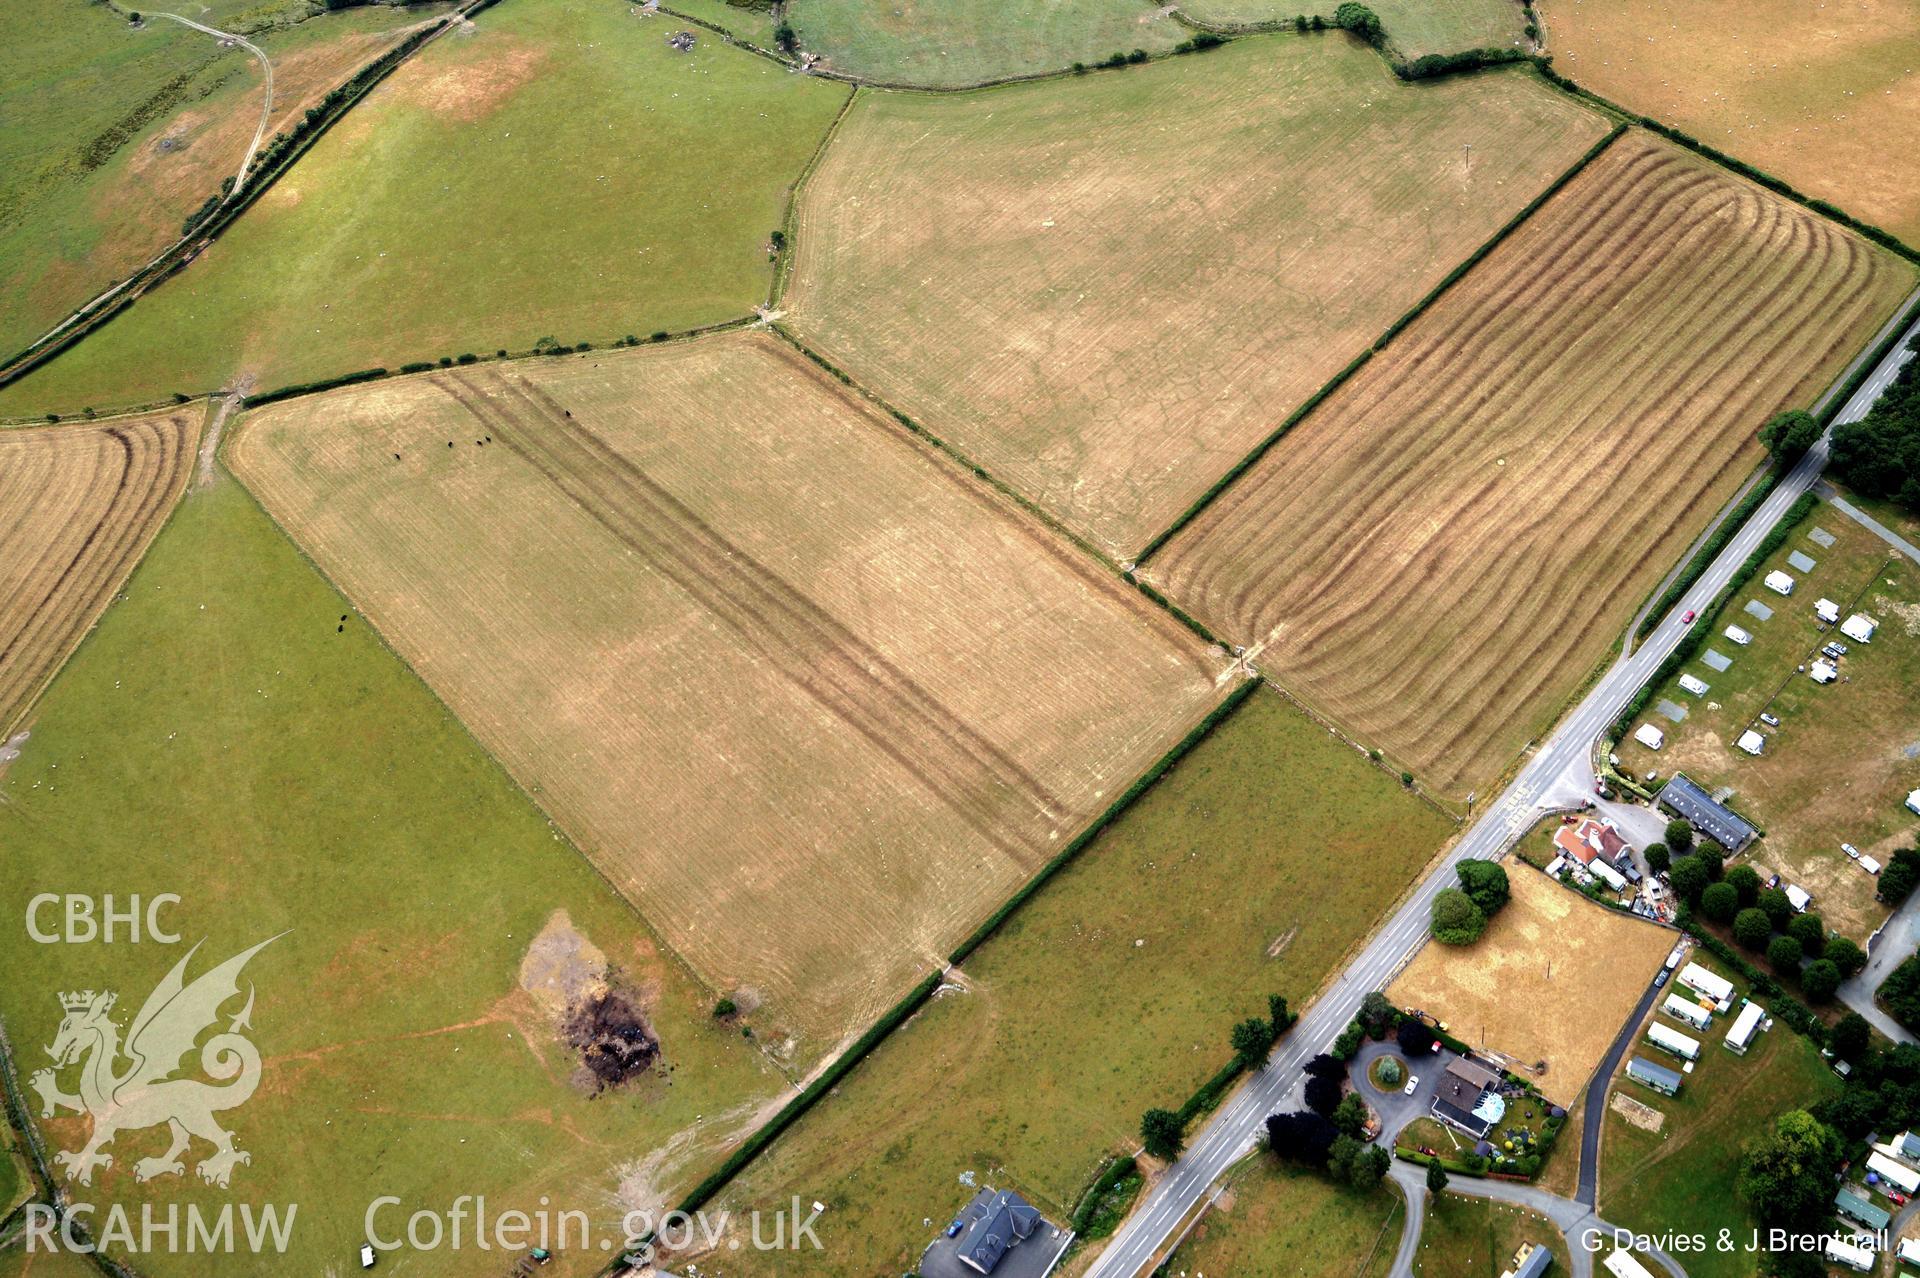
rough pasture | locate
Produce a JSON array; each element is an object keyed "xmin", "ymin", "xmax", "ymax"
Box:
[
  {"xmin": 0, "ymin": 411, "xmax": 196, "ymax": 734},
  {"xmin": 1544, "ymin": 0, "xmax": 1920, "ymax": 246},
  {"xmin": 784, "ymin": 0, "xmax": 1184, "ymax": 87},
  {"xmin": 0, "ymin": 0, "xmax": 849, "ymax": 418},
  {"xmin": 1180, "ymin": 0, "xmax": 1527, "ymax": 60},
  {"xmin": 1147, "ymin": 133, "xmax": 1917, "ymax": 797},
  {"xmin": 228, "ymin": 331, "xmax": 1228, "ymax": 1061},
  {"xmin": 782, "ymin": 38, "xmax": 1609, "ymax": 559}
]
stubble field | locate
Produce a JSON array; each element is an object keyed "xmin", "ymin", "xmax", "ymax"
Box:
[
  {"xmin": 1147, "ymin": 133, "xmax": 1917, "ymax": 797},
  {"xmin": 1542, "ymin": 0, "xmax": 1920, "ymax": 246},
  {"xmin": 0, "ymin": 0, "xmax": 849, "ymax": 418},
  {"xmin": 0, "ymin": 410, "xmax": 197, "ymax": 734},
  {"xmin": 227, "ymin": 330, "xmax": 1228, "ymax": 1062},
  {"xmin": 782, "ymin": 38, "xmax": 1610, "ymax": 559},
  {"xmin": 1388, "ymin": 868, "xmax": 1678, "ymax": 1104}
]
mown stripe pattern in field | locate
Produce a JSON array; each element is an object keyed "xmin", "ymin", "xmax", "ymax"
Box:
[
  {"xmin": 0, "ymin": 411, "xmax": 196, "ymax": 732},
  {"xmin": 1148, "ymin": 133, "xmax": 1918, "ymax": 797}
]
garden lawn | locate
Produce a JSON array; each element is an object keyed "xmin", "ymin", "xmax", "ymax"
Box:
[
  {"xmin": 695, "ymin": 688, "xmax": 1455, "ymax": 1275},
  {"xmin": 1599, "ymin": 965, "xmax": 1840, "ymax": 1278},
  {"xmin": 784, "ymin": 0, "xmax": 1185, "ymax": 86},
  {"xmin": 1161, "ymin": 1158, "xmax": 1405, "ymax": 1278},
  {"xmin": 0, "ymin": 0, "xmax": 849, "ymax": 417},
  {"xmin": 0, "ymin": 480, "xmax": 780, "ymax": 1278},
  {"xmin": 1414, "ymin": 1196, "xmax": 1566, "ymax": 1278}
]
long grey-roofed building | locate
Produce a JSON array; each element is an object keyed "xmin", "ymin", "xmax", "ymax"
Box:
[
  {"xmin": 1657, "ymin": 773, "xmax": 1758, "ymax": 852},
  {"xmin": 1625, "ymin": 1056, "xmax": 1683, "ymax": 1096}
]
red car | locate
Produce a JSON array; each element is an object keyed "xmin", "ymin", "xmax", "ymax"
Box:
[{"xmin": 1682, "ymin": 609, "xmax": 1696, "ymax": 623}]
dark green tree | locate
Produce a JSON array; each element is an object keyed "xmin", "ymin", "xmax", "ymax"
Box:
[
  {"xmin": 1332, "ymin": 1, "xmax": 1384, "ymax": 45},
  {"xmin": 1141, "ymin": 1108, "xmax": 1185, "ymax": 1160},
  {"xmin": 1830, "ymin": 1012, "xmax": 1871, "ymax": 1062},
  {"xmin": 1665, "ymin": 819, "xmax": 1695, "ymax": 853},
  {"xmin": 1801, "ymin": 959, "xmax": 1840, "ymax": 1003},
  {"xmin": 1786, "ymin": 913, "xmax": 1826, "ymax": 958},
  {"xmin": 1699, "ymin": 881, "xmax": 1738, "ymax": 922},
  {"xmin": 1233, "ymin": 1017, "xmax": 1274, "ymax": 1070},
  {"xmin": 1738, "ymin": 1110, "xmax": 1841, "ymax": 1228},
  {"xmin": 1825, "ymin": 937, "xmax": 1867, "ymax": 979},
  {"xmin": 1733, "ymin": 907, "xmax": 1773, "ymax": 951},
  {"xmin": 1457, "ymin": 861, "xmax": 1510, "ymax": 916},
  {"xmin": 1426, "ymin": 1160, "xmax": 1449, "ymax": 1194},
  {"xmin": 1669, "ymin": 855, "xmax": 1711, "ymax": 904},
  {"xmin": 1430, "ymin": 889, "xmax": 1487, "ymax": 945},
  {"xmin": 1332, "ymin": 1093, "xmax": 1369, "ymax": 1139},
  {"xmin": 1725, "ymin": 864, "xmax": 1761, "ymax": 907},
  {"xmin": 1643, "ymin": 842, "xmax": 1670, "ymax": 874},
  {"xmin": 1759, "ymin": 409, "xmax": 1822, "ymax": 463},
  {"xmin": 1758, "ymin": 888, "xmax": 1795, "ymax": 929},
  {"xmin": 1766, "ymin": 934, "xmax": 1804, "ymax": 975}
]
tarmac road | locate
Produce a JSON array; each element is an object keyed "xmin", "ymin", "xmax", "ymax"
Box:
[{"xmin": 1083, "ymin": 295, "xmax": 1920, "ymax": 1278}]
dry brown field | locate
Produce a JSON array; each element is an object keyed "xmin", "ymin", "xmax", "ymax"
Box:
[
  {"xmin": 227, "ymin": 330, "xmax": 1230, "ymax": 1062},
  {"xmin": 1388, "ymin": 868, "xmax": 1673, "ymax": 1104},
  {"xmin": 1146, "ymin": 133, "xmax": 1917, "ymax": 798},
  {"xmin": 782, "ymin": 37, "xmax": 1610, "ymax": 559},
  {"xmin": 1543, "ymin": 0, "xmax": 1920, "ymax": 246},
  {"xmin": 0, "ymin": 410, "xmax": 197, "ymax": 733}
]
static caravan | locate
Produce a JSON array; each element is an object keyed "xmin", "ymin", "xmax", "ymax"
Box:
[
  {"xmin": 1677, "ymin": 962, "xmax": 1734, "ymax": 1009},
  {"xmin": 1626, "ymin": 1056, "xmax": 1683, "ymax": 1096},
  {"xmin": 1661, "ymin": 994, "xmax": 1713, "ymax": 1030},
  {"xmin": 1765, "ymin": 570, "xmax": 1796, "ymax": 596},
  {"xmin": 1588, "ymin": 857, "xmax": 1628, "ymax": 892},
  {"xmin": 1646, "ymin": 1021, "xmax": 1701, "ymax": 1061},
  {"xmin": 1870, "ymin": 1151, "xmax": 1920, "ymax": 1195},
  {"xmin": 1816, "ymin": 598, "xmax": 1841, "ymax": 624},
  {"xmin": 1725, "ymin": 1002, "xmax": 1767, "ymax": 1054},
  {"xmin": 1842, "ymin": 614, "xmax": 1878, "ymax": 644},
  {"xmin": 1678, "ymin": 673, "xmax": 1710, "ymax": 697},
  {"xmin": 1604, "ymin": 1252, "xmax": 1657, "ymax": 1278},
  {"xmin": 1826, "ymin": 1238, "xmax": 1874, "ymax": 1273}
]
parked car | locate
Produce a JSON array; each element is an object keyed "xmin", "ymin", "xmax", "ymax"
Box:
[
  {"xmin": 1766, "ymin": 873, "xmax": 1781, "ymax": 889},
  {"xmin": 946, "ymin": 1219, "xmax": 965, "ymax": 1239},
  {"xmin": 1843, "ymin": 843, "xmax": 1861, "ymax": 860},
  {"xmin": 1404, "ymin": 1074, "xmax": 1420, "ymax": 1096},
  {"xmin": 1760, "ymin": 713, "xmax": 1780, "ymax": 727}
]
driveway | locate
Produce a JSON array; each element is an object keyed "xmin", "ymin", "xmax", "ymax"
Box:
[
  {"xmin": 1578, "ymin": 963, "xmax": 1671, "ymax": 1204},
  {"xmin": 1839, "ymin": 887, "xmax": 1920, "ymax": 1046},
  {"xmin": 1351, "ymin": 1038, "xmax": 1445, "ymax": 1143}
]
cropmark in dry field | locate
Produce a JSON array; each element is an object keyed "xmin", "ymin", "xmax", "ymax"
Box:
[
  {"xmin": 0, "ymin": 410, "xmax": 197, "ymax": 733},
  {"xmin": 782, "ymin": 36, "xmax": 1610, "ymax": 559},
  {"xmin": 1147, "ymin": 132, "xmax": 1918, "ymax": 798},
  {"xmin": 228, "ymin": 330, "xmax": 1231, "ymax": 1065}
]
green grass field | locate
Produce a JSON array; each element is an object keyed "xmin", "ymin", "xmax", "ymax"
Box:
[
  {"xmin": 1617, "ymin": 501, "xmax": 1920, "ymax": 942},
  {"xmin": 1163, "ymin": 1158, "xmax": 1405, "ymax": 1278},
  {"xmin": 1413, "ymin": 1196, "xmax": 1566, "ymax": 1278},
  {"xmin": 785, "ymin": 0, "xmax": 1185, "ymax": 86},
  {"xmin": 1600, "ymin": 962, "xmax": 1841, "ymax": 1278},
  {"xmin": 1179, "ymin": 0, "xmax": 1528, "ymax": 58},
  {"xmin": 0, "ymin": 0, "xmax": 849, "ymax": 418},
  {"xmin": 697, "ymin": 688, "xmax": 1455, "ymax": 1275},
  {"xmin": 0, "ymin": 479, "xmax": 781, "ymax": 1276}
]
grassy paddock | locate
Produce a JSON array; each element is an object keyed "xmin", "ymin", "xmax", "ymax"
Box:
[
  {"xmin": 0, "ymin": 0, "xmax": 849, "ymax": 418},
  {"xmin": 0, "ymin": 481, "xmax": 781, "ymax": 1277},
  {"xmin": 1414, "ymin": 1196, "xmax": 1566, "ymax": 1278},
  {"xmin": 1182, "ymin": 0, "xmax": 1527, "ymax": 59},
  {"xmin": 692, "ymin": 689, "xmax": 1454, "ymax": 1275},
  {"xmin": 1161, "ymin": 1157, "xmax": 1405, "ymax": 1278}
]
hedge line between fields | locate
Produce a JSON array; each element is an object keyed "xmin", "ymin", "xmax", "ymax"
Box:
[
  {"xmin": 669, "ymin": 967, "xmax": 944, "ymax": 1219},
  {"xmin": 244, "ymin": 366, "xmax": 390, "ymax": 406},
  {"xmin": 1530, "ymin": 58, "xmax": 1919, "ymax": 265},
  {"xmin": 946, "ymin": 676, "xmax": 1260, "ymax": 964},
  {"xmin": 1612, "ymin": 492, "xmax": 1818, "ymax": 738},
  {"xmin": 1131, "ymin": 121, "xmax": 1627, "ymax": 569}
]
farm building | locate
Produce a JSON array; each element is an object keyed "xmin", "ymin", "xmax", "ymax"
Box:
[
  {"xmin": 1634, "ymin": 723, "xmax": 1665, "ymax": 750},
  {"xmin": 1645, "ymin": 1021, "xmax": 1700, "ymax": 1060},
  {"xmin": 1736, "ymin": 730, "xmax": 1765, "ymax": 756},
  {"xmin": 1816, "ymin": 598, "xmax": 1841, "ymax": 623},
  {"xmin": 1678, "ymin": 673, "xmax": 1710, "ymax": 696},
  {"xmin": 1826, "ymin": 1238, "xmax": 1875, "ymax": 1272},
  {"xmin": 1625, "ymin": 1056, "xmax": 1683, "ymax": 1096},
  {"xmin": 1725, "ymin": 1002, "xmax": 1767, "ymax": 1054},
  {"xmin": 1842, "ymin": 613, "xmax": 1878, "ymax": 643},
  {"xmin": 1661, "ymin": 994, "xmax": 1713, "ymax": 1030},
  {"xmin": 1676, "ymin": 961, "xmax": 1734, "ymax": 1008},
  {"xmin": 1500, "ymin": 1241, "xmax": 1554, "ymax": 1278},
  {"xmin": 1658, "ymin": 774, "xmax": 1757, "ymax": 852},
  {"xmin": 1835, "ymin": 1189, "xmax": 1891, "ymax": 1233},
  {"xmin": 1724, "ymin": 625, "xmax": 1752, "ymax": 645},
  {"xmin": 1764, "ymin": 570, "xmax": 1795, "ymax": 595},
  {"xmin": 1431, "ymin": 1057, "xmax": 1504, "ymax": 1139},
  {"xmin": 1869, "ymin": 1151, "xmax": 1920, "ymax": 1195},
  {"xmin": 1604, "ymin": 1252, "xmax": 1657, "ymax": 1278}
]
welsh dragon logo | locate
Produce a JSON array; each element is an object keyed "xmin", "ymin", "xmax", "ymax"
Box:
[{"xmin": 30, "ymin": 936, "xmax": 279, "ymax": 1189}]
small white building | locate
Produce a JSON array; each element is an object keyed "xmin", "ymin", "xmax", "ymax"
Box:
[
  {"xmin": 1725, "ymin": 1002, "xmax": 1766, "ymax": 1054},
  {"xmin": 1842, "ymin": 613, "xmax": 1878, "ymax": 643},
  {"xmin": 1724, "ymin": 625, "xmax": 1752, "ymax": 645},
  {"xmin": 1765, "ymin": 570, "xmax": 1796, "ymax": 596},
  {"xmin": 1870, "ymin": 1151, "xmax": 1920, "ymax": 1195},
  {"xmin": 1736, "ymin": 730, "xmax": 1765, "ymax": 756},
  {"xmin": 1662, "ymin": 993, "xmax": 1714, "ymax": 1030},
  {"xmin": 1678, "ymin": 673, "xmax": 1710, "ymax": 696},
  {"xmin": 1826, "ymin": 1238, "xmax": 1874, "ymax": 1273},
  {"xmin": 1908, "ymin": 789, "xmax": 1920, "ymax": 817},
  {"xmin": 1815, "ymin": 598, "xmax": 1841, "ymax": 623},
  {"xmin": 1811, "ymin": 660, "xmax": 1838, "ymax": 684},
  {"xmin": 1678, "ymin": 962, "xmax": 1734, "ymax": 1007},
  {"xmin": 1634, "ymin": 723, "xmax": 1666, "ymax": 750},
  {"xmin": 1605, "ymin": 1252, "xmax": 1658, "ymax": 1278},
  {"xmin": 1896, "ymin": 1237, "xmax": 1920, "ymax": 1268},
  {"xmin": 1588, "ymin": 857, "xmax": 1628, "ymax": 892},
  {"xmin": 1861, "ymin": 856, "xmax": 1882, "ymax": 876},
  {"xmin": 1785, "ymin": 884, "xmax": 1812, "ymax": 912},
  {"xmin": 1647, "ymin": 1021, "xmax": 1701, "ymax": 1060}
]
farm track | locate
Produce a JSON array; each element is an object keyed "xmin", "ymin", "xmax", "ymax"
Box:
[
  {"xmin": 0, "ymin": 413, "xmax": 197, "ymax": 732},
  {"xmin": 438, "ymin": 368, "xmax": 1064, "ymax": 859},
  {"xmin": 1148, "ymin": 133, "xmax": 1915, "ymax": 796}
]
